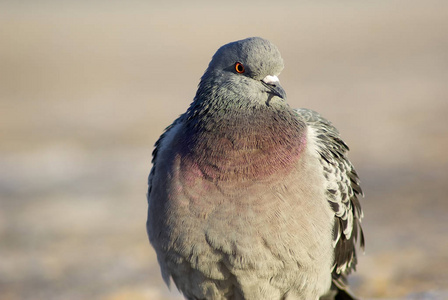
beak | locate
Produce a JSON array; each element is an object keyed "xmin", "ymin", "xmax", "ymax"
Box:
[{"xmin": 261, "ymin": 75, "xmax": 287, "ymax": 100}]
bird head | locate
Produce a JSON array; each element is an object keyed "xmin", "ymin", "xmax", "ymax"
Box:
[{"xmin": 197, "ymin": 37, "xmax": 287, "ymax": 105}]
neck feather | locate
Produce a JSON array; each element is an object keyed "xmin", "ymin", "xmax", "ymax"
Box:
[{"xmin": 180, "ymin": 96, "xmax": 307, "ymax": 182}]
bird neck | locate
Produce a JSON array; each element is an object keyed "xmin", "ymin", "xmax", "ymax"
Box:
[{"xmin": 181, "ymin": 94, "xmax": 307, "ymax": 181}]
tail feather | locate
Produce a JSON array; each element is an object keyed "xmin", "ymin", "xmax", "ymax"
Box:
[
  {"xmin": 334, "ymin": 287, "xmax": 358, "ymax": 300},
  {"xmin": 320, "ymin": 283, "xmax": 358, "ymax": 300}
]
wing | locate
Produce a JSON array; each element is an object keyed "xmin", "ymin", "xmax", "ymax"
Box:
[
  {"xmin": 147, "ymin": 115, "xmax": 183, "ymax": 199},
  {"xmin": 147, "ymin": 115, "xmax": 185, "ymax": 286},
  {"xmin": 295, "ymin": 108, "xmax": 365, "ymax": 287}
]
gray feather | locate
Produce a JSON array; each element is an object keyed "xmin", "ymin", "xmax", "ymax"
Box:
[
  {"xmin": 295, "ymin": 108, "xmax": 364, "ymax": 288},
  {"xmin": 147, "ymin": 37, "xmax": 364, "ymax": 300}
]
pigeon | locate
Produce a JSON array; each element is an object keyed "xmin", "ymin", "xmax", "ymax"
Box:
[{"xmin": 147, "ymin": 37, "xmax": 364, "ymax": 300}]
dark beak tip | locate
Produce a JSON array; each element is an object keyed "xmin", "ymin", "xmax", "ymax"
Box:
[
  {"xmin": 261, "ymin": 80, "xmax": 287, "ymax": 100},
  {"xmin": 273, "ymin": 84, "xmax": 287, "ymax": 100}
]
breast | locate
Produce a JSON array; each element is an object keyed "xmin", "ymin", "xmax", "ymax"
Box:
[
  {"xmin": 149, "ymin": 108, "xmax": 335, "ymax": 297},
  {"xmin": 163, "ymin": 121, "xmax": 333, "ymax": 258},
  {"xmin": 159, "ymin": 133, "xmax": 334, "ymax": 298}
]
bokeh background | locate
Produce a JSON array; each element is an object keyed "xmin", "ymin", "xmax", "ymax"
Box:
[{"xmin": 1, "ymin": 1, "xmax": 447, "ymax": 299}]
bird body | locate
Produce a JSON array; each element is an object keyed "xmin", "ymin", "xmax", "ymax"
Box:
[{"xmin": 147, "ymin": 37, "xmax": 364, "ymax": 300}]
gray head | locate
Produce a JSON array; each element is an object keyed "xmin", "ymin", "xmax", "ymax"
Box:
[{"xmin": 196, "ymin": 37, "xmax": 286, "ymax": 105}]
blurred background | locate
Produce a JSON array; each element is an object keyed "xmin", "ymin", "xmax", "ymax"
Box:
[{"xmin": 1, "ymin": 1, "xmax": 447, "ymax": 299}]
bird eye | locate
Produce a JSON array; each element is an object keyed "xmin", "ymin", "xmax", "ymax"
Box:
[{"xmin": 235, "ymin": 62, "xmax": 245, "ymax": 74}]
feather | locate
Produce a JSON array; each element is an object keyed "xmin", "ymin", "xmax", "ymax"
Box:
[{"xmin": 295, "ymin": 108, "xmax": 365, "ymax": 287}]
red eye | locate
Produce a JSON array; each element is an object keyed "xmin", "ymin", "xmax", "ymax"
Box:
[{"xmin": 235, "ymin": 62, "xmax": 245, "ymax": 73}]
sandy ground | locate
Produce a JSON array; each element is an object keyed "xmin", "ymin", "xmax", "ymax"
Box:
[{"xmin": 1, "ymin": 1, "xmax": 447, "ymax": 299}]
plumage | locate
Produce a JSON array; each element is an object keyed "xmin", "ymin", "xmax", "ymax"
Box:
[{"xmin": 147, "ymin": 37, "xmax": 364, "ymax": 300}]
